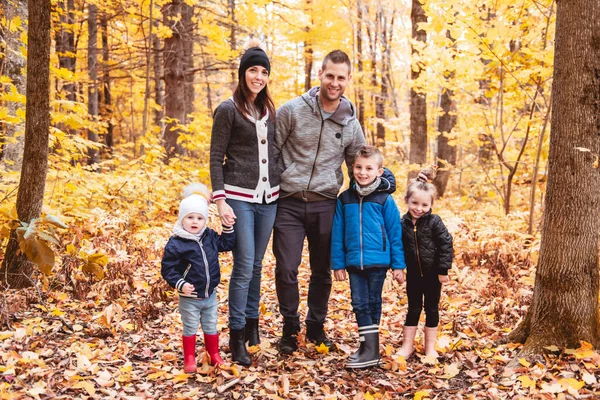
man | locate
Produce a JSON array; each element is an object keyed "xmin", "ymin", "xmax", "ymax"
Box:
[{"xmin": 273, "ymin": 50, "xmax": 366, "ymax": 354}]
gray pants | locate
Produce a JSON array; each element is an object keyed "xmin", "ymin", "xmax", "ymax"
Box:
[{"xmin": 273, "ymin": 196, "xmax": 336, "ymax": 328}]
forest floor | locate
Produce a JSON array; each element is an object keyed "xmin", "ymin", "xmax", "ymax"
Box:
[{"xmin": 1, "ymin": 198, "xmax": 600, "ymax": 400}]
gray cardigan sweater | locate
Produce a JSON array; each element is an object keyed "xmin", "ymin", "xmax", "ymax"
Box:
[
  {"xmin": 274, "ymin": 87, "xmax": 366, "ymax": 199},
  {"xmin": 210, "ymin": 99, "xmax": 280, "ymax": 204}
]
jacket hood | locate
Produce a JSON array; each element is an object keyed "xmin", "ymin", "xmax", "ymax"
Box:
[
  {"xmin": 350, "ymin": 167, "xmax": 396, "ymax": 194},
  {"xmin": 302, "ymin": 87, "xmax": 357, "ymax": 126}
]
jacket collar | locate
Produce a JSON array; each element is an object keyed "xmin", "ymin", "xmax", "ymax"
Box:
[
  {"xmin": 402, "ymin": 208, "xmax": 433, "ymax": 224},
  {"xmin": 301, "ymin": 87, "xmax": 356, "ymax": 126}
]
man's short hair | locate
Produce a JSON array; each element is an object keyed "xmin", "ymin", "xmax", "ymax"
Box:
[{"xmin": 322, "ymin": 50, "xmax": 351, "ymax": 72}]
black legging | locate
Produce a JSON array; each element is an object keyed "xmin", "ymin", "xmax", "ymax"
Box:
[{"xmin": 404, "ymin": 272, "xmax": 442, "ymax": 327}]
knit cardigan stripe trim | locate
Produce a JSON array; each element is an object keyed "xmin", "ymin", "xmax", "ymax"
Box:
[{"xmin": 213, "ymin": 184, "xmax": 280, "ymax": 204}]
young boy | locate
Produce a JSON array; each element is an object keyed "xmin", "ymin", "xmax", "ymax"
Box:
[
  {"xmin": 161, "ymin": 183, "xmax": 235, "ymax": 373},
  {"xmin": 331, "ymin": 146, "xmax": 406, "ymax": 368}
]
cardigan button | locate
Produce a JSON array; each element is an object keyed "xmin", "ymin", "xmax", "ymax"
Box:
[
  {"xmin": 262, "ymin": 177, "xmax": 267, "ymax": 182},
  {"xmin": 267, "ymin": 194, "xmax": 272, "ymax": 198},
  {"xmin": 262, "ymin": 159, "xmax": 267, "ymax": 164},
  {"xmin": 261, "ymin": 139, "xmax": 266, "ymax": 144}
]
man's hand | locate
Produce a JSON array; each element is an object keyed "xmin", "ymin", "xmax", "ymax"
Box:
[
  {"xmin": 438, "ymin": 274, "xmax": 449, "ymax": 284},
  {"xmin": 393, "ymin": 269, "xmax": 405, "ymax": 284}
]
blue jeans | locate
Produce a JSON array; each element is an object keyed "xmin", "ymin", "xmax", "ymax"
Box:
[
  {"xmin": 348, "ymin": 268, "xmax": 388, "ymax": 327},
  {"xmin": 228, "ymin": 199, "xmax": 277, "ymax": 330},
  {"xmin": 179, "ymin": 292, "xmax": 218, "ymax": 336}
]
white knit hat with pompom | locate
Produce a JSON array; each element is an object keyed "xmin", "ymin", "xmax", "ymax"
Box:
[{"xmin": 178, "ymin": 183, "xmax": 210, "ymax": 223}]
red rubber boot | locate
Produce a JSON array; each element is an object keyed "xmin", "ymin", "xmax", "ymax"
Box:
[
  {"xmin": 182, "ymin": 335, "xmax": 197, "ymax": 373},
  {"xmin": 204, "ymin": 333, "xmax": 224, "ymax": 366}
]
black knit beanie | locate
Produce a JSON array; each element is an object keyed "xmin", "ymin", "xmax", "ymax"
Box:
[{"xmin": 238, "ymin": 47, "xmax": 271, "ymax": 80}]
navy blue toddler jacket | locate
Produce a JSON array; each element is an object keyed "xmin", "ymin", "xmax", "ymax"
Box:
[{"xmin": 161, "ymin": 227, "xmax": 235, "ymax": 298}]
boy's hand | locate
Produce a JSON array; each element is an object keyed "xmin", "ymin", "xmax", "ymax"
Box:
[
  {"xmin": 438, "ymin": 274, "xmax": 449, "ymax": 284},
  {"xmin": 393, "ymin": 269, "xmax": 405, "ymax": 284},
  {"xmin": 182, "ymin": 282, "xmax": 196, "ymax": 295},
  {"xmin": 333, "ymin": 270, "xmax": 347, "ymax": 281}
]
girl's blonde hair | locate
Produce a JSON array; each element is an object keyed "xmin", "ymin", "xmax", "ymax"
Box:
[{"xmin": 405, "ymin": 168, "xmax": 437, "ymax": 203}]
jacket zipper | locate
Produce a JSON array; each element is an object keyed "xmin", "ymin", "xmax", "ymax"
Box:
[
  {"xmin": 359, "ymin": 196, "xmax": 364, "ymax": 269},
  {"xmin": 413, "ymin": 224, "xmax": 424, "ymax": 277},
  {"xmin": 307, "ymin": 100, "xmax": 326, "ymax": 191},
  {"xmin": 198, "ymin": 240, "xmax": 210, "ymax": 298}
]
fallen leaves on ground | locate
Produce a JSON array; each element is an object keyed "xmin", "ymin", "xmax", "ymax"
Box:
[{"xmin": 1, "ymin": 199, "xmax": 599, "ymax": 399}]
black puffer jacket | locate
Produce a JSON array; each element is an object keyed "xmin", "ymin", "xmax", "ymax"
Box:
[{"xmin": 401, "ymin": 209, "xmax": 453, "ymax": 276}]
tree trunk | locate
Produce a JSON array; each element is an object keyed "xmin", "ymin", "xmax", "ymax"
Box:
[
  {"xmin": 153, "ymin": 29, "xmax": 164, "ymax": 130},
  {"xmin": 434, "ymin": 30, "xmax": 457, "ymax": 197},
  {"xmin": 87, "ymin": 3, "xmax": 99, "ymax": 165},
  {"xmin": 508, "ymin": 0, "xmax": 600, "ymax": 354},
  {"xmin": 56, "ymin": 0, "xmax": 76, "ymax": 102},
  {"xmin": 227, "ymin": 0, "xmax": 237, "ymax": 88},
  {"xmin": 355, "ymin": 0, "xmax": 365, "ymax": 131},
  {"xmin": 182, "ymin": 2, "xmax": 194, "ymax": 122},
  {"xmin": 100, "ymin": 13, "xmax": 113, "ymax": 151},
  {"xmin": 408, "ymin": 0, "xmax": 427, "ymax": 180},
  {"xmin": 162, "ymin": 0, "xmax": 186, "ymax": 159},
  {"xmin": 434, "ymin": 88, "xmax": 457, "ymax": 197},
  {"xmin": 142, "ymin": 0, "xmax": 154, "ymax": 138},
  {"xmin": 198, "ymin": 41, "xmax": 213, "ymax": 116},
  {"xmin": 0, "ymin": 0, "xmax": 27, "ymax": 171},
  {"xmin": 377, "ymin": 7, "xmax": 392, "ymax": 147},
  {"xmin": 1, "ymin": 0, "xmax": 51, "ymax": 289},
  {"xmin": 476, "ymin": 5, "xmax": 495, "ymax": 164},
  {"xmin": 302, "ymin": 0, "xmax": 313, "ymax": 92},
  {"xmin": 303, "ymin": 38, "xmax": 312, "ymax": 92}
]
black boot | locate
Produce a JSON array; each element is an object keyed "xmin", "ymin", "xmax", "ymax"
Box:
[
  {"xmin": 229, "ymin": 328, "xmax": 251, "ymax": 366},
  {"xmin": 306, "ymin": 321, "xmax": 333, "ymax": 348},
  {"xmin": 245, "ymin": 318, "xmax": 260, "ymax": 346},
  {"xmin": 279, "ymin": 318, "xmax": 300, "ymax": 355},
  {"xmin": 346, "ymin": 325, "xmax": 381, "ymax": 369},
  {"xmin": 348, "ymin": 325, "xmax": 374, "ymax": 362}
]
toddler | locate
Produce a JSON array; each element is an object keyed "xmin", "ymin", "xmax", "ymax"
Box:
[{"xmin": 161, "ymin": 183, "xmax": 235, "ymax": 373}]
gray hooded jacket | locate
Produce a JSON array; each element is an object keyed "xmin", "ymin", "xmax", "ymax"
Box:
[{"xmin": 274, "ymin": 87, "xmax": 366, "ymax": 199}]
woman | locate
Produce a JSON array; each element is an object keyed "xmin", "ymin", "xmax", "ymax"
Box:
[{"xmin": 209, "ymin": 41, "xmax": 279, "ymax": 366}]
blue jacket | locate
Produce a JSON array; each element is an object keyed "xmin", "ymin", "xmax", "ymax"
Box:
[
  {"xmin": 331, "ymin": 174, "xmax": 406, "ymax": 271},
  {"xmin": 161, "ymin": 227, "xmax": 235, "ymax": 299}
]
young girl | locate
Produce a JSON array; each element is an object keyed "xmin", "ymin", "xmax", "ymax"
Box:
[
  {"xmin": 331, "ymin": 146, "xmax": 406, "ymax": 368},
  {"xmin": 396, "ymin": 170, "xmax": 453, "ymax": 361},
  {"xmin": 210, "ymin": 39, "xmax": 278, "ymax": 366},
  {"xmin": 161, "ymin": 183, "xmax": 235, "ymax": 373}
]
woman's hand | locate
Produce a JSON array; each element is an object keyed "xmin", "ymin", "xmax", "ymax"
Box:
[
  {"xmin": 333, "ymin": 270, "xmax": 347, "ymax": 281},
  {"xmin": 216, "ymin": 199, "xmax": 236, "ymax": 226}
]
